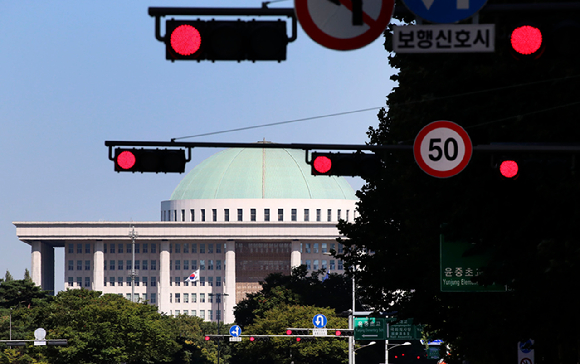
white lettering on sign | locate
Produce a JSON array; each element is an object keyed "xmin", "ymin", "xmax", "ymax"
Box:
[{"xmin": 393, "ymin": 24, "xmax": 494, "ymax": 53}]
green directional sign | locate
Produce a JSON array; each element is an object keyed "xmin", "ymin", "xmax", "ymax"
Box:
[
  {"xmin": 388, "ymin": 318, "xmax": 423, "ymax": 340},
  {"xmin": 354, "ymin": 317, "xmax": 387, "ymax": 340},
  {"xmin": 440, "ymin": 235, "xmax": 506, "ymax": 292}
]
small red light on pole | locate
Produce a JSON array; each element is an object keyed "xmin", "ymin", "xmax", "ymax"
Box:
[
  {"xmin": 116, "ymin": 150, "xmax": 136, "ymax": 170},
  {"xmin": 250, "ymin": 337, "xmax": 255, "ymax": 342},
  {"xmin": 510, "ymin": 25, "xmax": 543, "ymax": 56},
  {"xmin": 499, "ymin": 160, "xmax": 519, "ymax": 179},
  {"xmin": 335, "ymin": 330, "xmax": 342, "ymax": 336},
  {"xmin": 204, "ymin": 336, "xmax": 210, "ymax": 341},
  {"xmin": 170, "ymin": 24, "xmax": 202, "ymax": 56},
  {"xmin": 286, "ymin": 329, "xmax": 292, "ymax": 335},
  {"xmin": 296, "ymin": 337, "xmax": 301, "ymax": 342},
  {"xmin": 313, "ymin": 155, "xmax": 332, "ymax": 174}
]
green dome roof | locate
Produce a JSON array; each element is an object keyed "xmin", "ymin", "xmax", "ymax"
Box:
[{"xmin": 170, "ymin": 146, "xmax": 357, "ymax": 200}]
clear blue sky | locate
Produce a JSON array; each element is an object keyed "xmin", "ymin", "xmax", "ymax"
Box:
[{"xmin": 0, "ymin": 0, "xmax": 396, "ymax": 290}]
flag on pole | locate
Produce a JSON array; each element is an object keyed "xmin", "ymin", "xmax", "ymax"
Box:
[
  {"xmin": 322, "ymin": 272, "xmax": 329, "ymax": 282},
  {"xmin": 186, "ymin": 269, "xmax": 200, "ymax": 282}
]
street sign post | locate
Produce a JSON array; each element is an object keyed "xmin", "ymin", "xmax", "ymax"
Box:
[
  {"xmin": 393, "ymin": 24, "xmax": 495, "ymax": 53},
  {"xmin": 414, "ymin": 120, "xmax": 472, "ymax": 178},
  {"xmin": 354, "ymin": 317, "xmax": 387, "ymax": 340},
  {"xmin": 401, "ymin": 0, "xmax": 488, "ymax": 24},
  {"xmin": 294, "ymin": 0, "xmax": 395, "ymax": 50}
]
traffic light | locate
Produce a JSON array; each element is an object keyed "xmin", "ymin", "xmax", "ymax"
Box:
[
  {"xmin": 114, "ymin": 148, "xmax": 187, "ymax": 173},
  {"xmin": 502, "ymin": 12, "xmax": 580, "ymax": 60},
  {"xmin": 497, "ymin": 158, "xmax": 520, "ymax": 180},
  {"xmin": 311, "ymin": 152, "xmax": 381, "ymax": 177},
  {"xmin": 334, "ymin": 329, "xmax": 354, "ymax": 337},
  {"xmin": 249, "ymin": 336, "xmax": 270, "ymax": 342},
  {"xmin": 165, "ymin": 19, "xmax": 288, "ymax": 62},
  {"xmin": 204, "ymin": 335, "xmax": 226, "ymax": 341},
  {"xmin": 286, "ymin": 328, "xmax": 311, "ymax": 342}
]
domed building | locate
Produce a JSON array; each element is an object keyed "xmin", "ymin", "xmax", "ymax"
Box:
[{"xmin": 15, "ymin": 144, "xmax": 358, "ymax": 323}]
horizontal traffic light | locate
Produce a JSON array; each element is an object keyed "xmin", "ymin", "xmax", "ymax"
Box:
[
  {"xmin": 114, "ymin": 148, "xmax": 186, "ymax": 173},
  {"xmin": 204, "ymin": 335, "xmax": 226, "ymax": 341},
  {"xmin": 334, "ymin": 329, "xmax": 354, "ymax": 336},
  {"xmin": 165, "ymin": 19, "xmax": 288, "ymax": 62},
  {"xmin": 311, "ymin": 152, "xmax": 381, "ymax": 177}
]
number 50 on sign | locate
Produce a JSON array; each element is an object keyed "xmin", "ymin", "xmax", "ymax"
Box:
[{"xmin": 414, "ymin": 121, "xmax": 472, "ymax": 178}]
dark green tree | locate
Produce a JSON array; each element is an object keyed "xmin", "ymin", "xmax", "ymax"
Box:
[
  {"xmin": 0, "ymin": 279, "xmax": 50, "ymax": 309},
  {"xmin": 337, "ymin": 1, "xmax": 580, "ymax": 363}
]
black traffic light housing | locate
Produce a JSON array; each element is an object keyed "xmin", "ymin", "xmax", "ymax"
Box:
[
  {"xmin": 165, "ymin": 19, "xmax": 288, "ymax": 62},
  {"xmin": 113, "ymin": 148, "xmax": 187, "ymax": 173},
  {"xmin": 311, "ymin": 152, "xmax": 382, "ymax": 177}
]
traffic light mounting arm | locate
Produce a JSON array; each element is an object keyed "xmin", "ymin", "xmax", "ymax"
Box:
[
  {"xmin": 107, "ymin": 145, "xmax": 192, "ymax": 165},
  {"xmin": 148, "ymin": 7, "xmax": 298, "ymax": 44}
]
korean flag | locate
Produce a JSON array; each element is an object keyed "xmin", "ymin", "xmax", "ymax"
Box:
[{"xmin": 186, "ymin": 269, "xmax": 200, "ymax": 282}]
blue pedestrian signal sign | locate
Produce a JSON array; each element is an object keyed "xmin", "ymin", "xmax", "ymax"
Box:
[{"xmin": 401, "ymin": 0, "xmax": 488, "ymax": 24}]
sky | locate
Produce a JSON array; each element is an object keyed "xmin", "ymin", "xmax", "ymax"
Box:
[{"xmin": 0, "ymin": 0, "xmax": 397, "ymax": 292}]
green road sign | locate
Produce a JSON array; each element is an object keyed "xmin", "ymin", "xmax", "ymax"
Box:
[
  {"xmin": 354, "ymin": 317, "xmax": 387, "ymax": 340},
  {"xmin": 440, "ymin": 235, "xmax": 506, "ymax": 292},
  {"xmin": 388, "ymin": 319, "xmax": 423, "ymax": 340}
]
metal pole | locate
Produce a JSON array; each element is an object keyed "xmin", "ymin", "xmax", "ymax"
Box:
[
  {"xmin": 129, "ymin": 226, "xmax": 137, "ymax": 303},
  {"xmin": 350, "ymin": 275, "xmax": 355, "ymax": 364}
]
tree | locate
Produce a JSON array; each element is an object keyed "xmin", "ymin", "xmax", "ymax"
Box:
[
  {"xmin": 3, "ymin": 272, "xmax": 13, "ymax": 283},
  {"xmin": 231, "ymin": 305, "xmax": 348, "ymax": 364},
  {"xmin": 0, "ymin": 279, "xmax": 50, "ymax": 309},
  {"xmin": 336, "ymin": 1, "xmax": 580, "ymax": 363}
]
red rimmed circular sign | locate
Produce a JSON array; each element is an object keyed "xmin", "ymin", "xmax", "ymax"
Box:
[
  {"xmin": 294, "ymin": 0, "xmax": 395, "ymax": 51},
  {"xmin": 414, "ymin": 121, "xmax": 472, "ymax": 178}
]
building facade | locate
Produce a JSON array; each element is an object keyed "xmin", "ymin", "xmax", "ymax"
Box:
[{"xmin": 14, "ymin": 145, "xmax": 357, "ymax": 323}]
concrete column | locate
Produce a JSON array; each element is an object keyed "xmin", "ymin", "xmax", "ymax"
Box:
[
  {"xmin": 223, "ymin": 240, "xmax": 236, "ymax": 324},
  {"xmin": 93, "ymin": 241, "xmax": 104, "ymax": 292},
  {"xmin": 31, "ymin": 241, "xmax": 42, "ymax": 287},
  {"xmin": 159, "ymin": 241, "xmax": 171, "ymax": 314},
  {"xmin": 291, "ymin": 240, "xmax": 301, "ymax": 269}
]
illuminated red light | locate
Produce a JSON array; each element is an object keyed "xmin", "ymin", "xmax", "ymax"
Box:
[
  {"xmin": 296, "ymin": 337, "xmax": 301, "ymax": 342},
  {"xmin": 117, "ymin": 151, "xmax": 136, "ymax": 170},
  {"xmin": 171, "ymin": 24, "xmax": 202, "ymax": 56},
  {"xmin": 286, "ymin": 330, "xmax": 292, "ymax": 335},
  {"xmin": 250, "ymin": 337, "xmax": 255, "ymax": 342},
  {"xmin": 335, "ymin": 330, "xmax": 342, "ymax": 336},
  {"xmin": 499, "ymin": 160, "xmax": 519, "ymax": 179},
  {"xmin": 204, "ymin": 336, "xmax": 210, "ymax": 341},
  {"xmin": 511, "ymin": 25, "xmax": 543, "ymax": 55},
  {"xmin": 313, "ymin": 156, "xmax": 332, "ymax": 174}
]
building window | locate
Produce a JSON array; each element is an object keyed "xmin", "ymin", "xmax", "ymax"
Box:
[
  {"xmin": 127, "ymin": 277, "xmax": 132, "ymax": 286},
  {"xmin": 77, "ymin": 260, "xmax": 82, "ymax": 270},
  {"xmin": 192, "ymin": 293, "xmax": 197, "ymax": 303},
  {"xmin": 135, "ymin": 244, "xmax": 140, "ymax": 254},
  {"xmin": 191, "ymin": 209, "xmax": 195, "ymax": 222},
  {"xmin": 184, "ymin": 293, "xmax": 189, "ymax": 303},
  {"xmin": 237, "ymin": 209, "xmax": 243, "ymax": 221},
  {"xmin": 216, "ymin": 244, "xmax": 222, "ymax": 254},
  {"xmin": 151, "ymin": 277, "xmax": 157, "ymax": 286},
  {"xmin": 184, "ymin": 243, "xmax": 189, "ymax": 253},
  {"xmin": 306, "ymin": 260, "xmax": 311, "ymax": 270},
  {"xmin": 142, "ymin": 260, "xmax": 148, "ymax": 270},
  {"xmin": 85, "ymin": 243, "xmax": 91, "ymax": 254},
  {"xmin": 175, "ymin": 260, "xmax": 181, "ymax": 270},
  {"xmin": 109, "ymin": 277, "xmax": 115, "ymax": 286},
  {"xmin": 127, "ymin": 260, "xmax": 132, "ymax": 270},
  {"xmin": 346, "ymin": 210, "xmax": 350, "ymax": 221},
  {"xmin": 200, "ymin": 310, "xmax": 205, "ymax": 320},
  {"xmin": 317, "ymin": 209, "xmax": 321, "ymax": 222},
  {"xmin": 338, "ymin": 244, "xmax": 344, "ymax": 254},
  {"xmin": 313, "ymin": 260, "xmax": 319, "ymax": 270},
  {"xmin": 151, "ymin": 244, "xmax": 157, "ymax": 254},
  {"xmin": 208, "ymin": 277, "xmax": 213, "ymax": 286},
  {"xmin": 175, "ymin": 277, "xmax": 180, "ymax": 286},
  {"xmin": 200, "ymin": 260, "xmax": 205, "ymax": 270},
  {"xmin": 110, "ymin": 260, "xmax": 115, "ymax": 270},
  {"xmin": 251, "ymin": 209, "xmax": 256, "ymax": 221},
  {"xmin": 183, "ymin": 260, "xmax": 189, "ymax": 271},
  {"xmin": 200, "ymin": 244, "xmax": 205, "ymax": 254},
  {"xmin": 68, "ymin": 244, "xmax": 74, "ymax": 254},
  {"xmin": 200, "ymin": 277, "xmax": 205, "ymax": 286},
  {"xmin": 181, "ymin": 209, "xmax": 185, "ymax": 221},
  {"xmin": 338, "ymin": 209, "xmax": 341, "ymax": 220},
  {"xmin": 175, "ymin": 293, "xmax": 181, "ymax": 303},
  {"xmin": 330, "ymin": 260, "xmax": 335, "ymax": 270},
  {"xmin": 142, "ymin": 277, "xmax": 148, "ymax": 286},
  {"xmin": 103, "ymin": 243, "xmax": 107, "ymax": 253},
  {"xmin": 208, "ymin": 260, "xmax": 214, "ymax": 270},
  {"xmin": 327, "ymin": 209, "xmax": 332, "ymax": 222},
  {"xmin": 191, "ymin": 244, "xmax": 197, "ymax": 253},
  {"xmin": 192, "ymin": 260, "xmax": 197, "ymax": 270},
  {"xmin": 264, "ymin": 208, "xmax": 270, "ymax": 221},
  {"xmin": 151, "ymin": 293, "xmax": 157, "ymax": 304},
  {"xmin": 305, "ymin": 243, "xmax": 311, "ymax": 254},
  {"xmin": 278, "ymin": 209, "xmax": 284, "ymax": 221},
  {"xmin": 216, "ymin": 277, "xmax": 222, "ymax": 286},
  {"xmin": 134, "ymin": 277, "xmax": 139, "ymax": 286},
  {"xmin": 85, "ymin": 260, "xmax": 91, "ymax": 270},
  {"xmin": 213, "ymin": 209, "xmax": 217, "ymax": 221},
  {"xmin": 143, "ymin": 243, "xmax": 148, "ymax": 253},
  {"xmin": 201, "ymin": 209, "xmax": 206, "ymax": 221},
  {"xmin": 313, "ymin": 243, "xmax": 319, "ymax": 253},
  {"xmin": 68, "ymin": 277, "xmax": 73, "ymax": 287},
  {"xmin": 110, "ymin": 244, "xmax": 115, "ymax": 254},
  {"xmin": 127, "ymin": 293, "xmax": 132, "ymax": 301},
  {"xmin": 127, "ymin": 244, "xmax": 131, "ymax": 253},
  {"xmin": 175, "ymin": 244, "xmax": 181, "ymax": 254},
  {"xmin": 200, "ymin": 293, "xmax": 205, "ymax": 303},
  {"xmin": 338, "ymin": 260, "xmax": 344, "ymax": 270},
  {"xmin": 135, "ymin": 260, "xmax": 140, "ymax": 270},
  {"xmin": 322, "ymin": 260, "xmax": 327, "ymax": 270},
  {"xmin": 291, "ymin": 209, "xmax": 297, "ymax": 221},
  {"xmin": 151, "ymin": 260, "xmax": 157, "ymax": 270},
  {"xmin": 224, "ymin": 209, "xmax": 229, "ymax": 221},
  {"xmin": 68, "ymin": 260, "xmax": 74, "ymax": 271},
  {"xmin": 118, "ymin": 277, "xmax": 123, "ymax": 286},
  {"xmin": 304, "ymin": 209, "xmax": 310, "ymax": 221},
  {"xmin": 118, "ymin": 260, "xmax": 123, "ymax": 270},
  {"xmin": 216, "ymin": 260, "xmax": 222, "ymax": 270},
  {"xmin": 118, "ymin": 244, "xmax": 123, "ymax": 253},
  {"xmin": 208, "ymin": 244, "xmax": 214, "ymax": 254}
]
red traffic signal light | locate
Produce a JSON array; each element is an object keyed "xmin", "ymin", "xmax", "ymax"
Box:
[
  {"xmin": 510, "ymin": 24, "xmax": 544, "ymax": 59},
  {"xmin": 311, "ymin": 152, "xmax": 381, "ymax": 177},
  {"xmin": 334, "ymin": 329, "xmax": 354, "ymax": 336},
  {"xmin": 113, "ymin": 148, "xmax": 187, "ymax": 173},
  {"xmin": 499, "ymin": 159, "xmax": 519, "ymax": 179},
  {"xmin": 165, "ymin": 19, "xmax": 288, "ymax": 62}
]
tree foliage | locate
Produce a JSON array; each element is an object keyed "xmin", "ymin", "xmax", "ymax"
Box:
[{"xmin": 337, "ymin": 1, "xmax": 580, "ymax": 363}]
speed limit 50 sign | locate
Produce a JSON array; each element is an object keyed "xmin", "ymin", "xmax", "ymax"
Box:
[{"xmin": 414, "ymin": 121, "xmax": 472, "ymax": 178}]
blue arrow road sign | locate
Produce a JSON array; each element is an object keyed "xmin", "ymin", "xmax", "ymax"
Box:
[
  {"xmin": 229, "ymin": 325, "xmax": 242, "ymax": 337},
  {"xmin": 402, "ymin": 0, "xmax": 488, "ymax": 24},
  {"xmin": 313, "ymin": 314, "xmax": 327, "ymax": 328}
]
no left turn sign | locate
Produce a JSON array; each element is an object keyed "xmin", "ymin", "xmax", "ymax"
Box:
[
  {"xmin": 294, "ymin": 0, "xmax": 395, "ymax": 50},
  {"xmin": 414, "ymin": 120, "xmax": 472, "ymax": 178}
]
